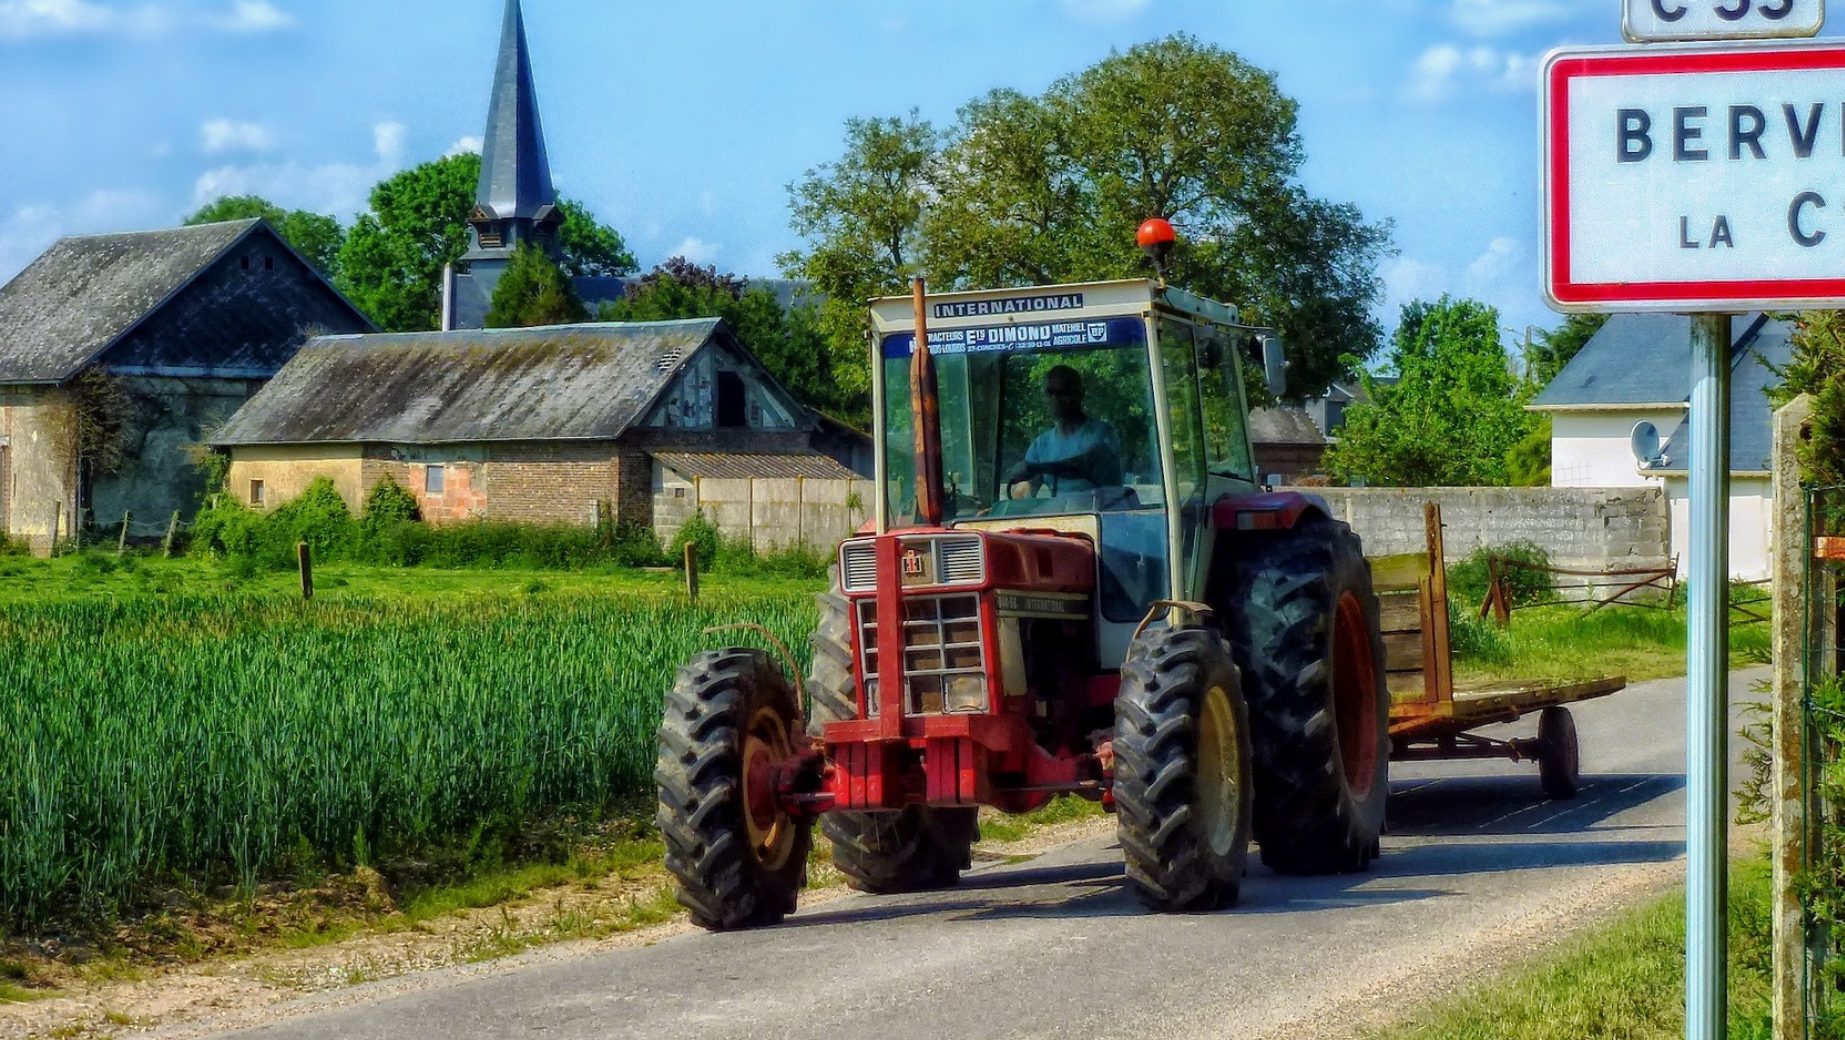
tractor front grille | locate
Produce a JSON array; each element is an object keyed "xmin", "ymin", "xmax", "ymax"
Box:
[
  {"xmin": 839, "ymin": 535, "xmax": 985, "ymax": 594},
  {"xmin": 856, "ymin": 594, "xmax": 988, "ymax": 716}
]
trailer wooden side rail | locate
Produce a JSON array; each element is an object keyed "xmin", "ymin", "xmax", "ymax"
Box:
[{"xmin": 1377, "ymin": 502, "xmax": 1627, "ymax": 798}]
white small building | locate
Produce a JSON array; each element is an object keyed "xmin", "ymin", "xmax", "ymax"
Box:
[{"xmin": 1530, "ymin": 313, "xmax": 1790, "ymax": 581}]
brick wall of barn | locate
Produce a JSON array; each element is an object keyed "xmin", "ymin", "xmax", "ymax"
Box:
[{"xmin": 349, "ymin": 441, "xmax": 653, "ymax": 527}]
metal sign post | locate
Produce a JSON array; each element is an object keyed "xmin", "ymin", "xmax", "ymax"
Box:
[{"xmin": 1686, "ymin": 313, "xmax": 1733, "ymax": 1040}]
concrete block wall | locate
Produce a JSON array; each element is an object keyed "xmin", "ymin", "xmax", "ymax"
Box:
[
  {"xmin": 1287, "ymin": 485, "xmax": 1672, "ymax": 567},
  {"xmin": 655, "ymin": 472, "xmax": 871, "ymax": 551}
]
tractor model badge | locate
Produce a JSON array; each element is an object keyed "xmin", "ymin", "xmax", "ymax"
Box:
[{"xmin": 900, "ymin": 545, "xmax": 933, "ymax": 585}]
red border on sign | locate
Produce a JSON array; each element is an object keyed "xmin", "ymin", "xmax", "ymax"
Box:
[{"xmin": 1548, "ymin": 45, "xmax": 1845, "ymax": 307}]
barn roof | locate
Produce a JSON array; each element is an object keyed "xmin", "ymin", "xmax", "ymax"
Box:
[
  {"xmin": 0, "ymin": 219, "xmax": 308, "ymax": 384},
  {"xmin": 212, "ymin": 319, "xmax": 728, "ymax": 446},
  {"xmin": 1531, "ymin": 312, "xmax": 1778, "ymax": 409},
  {"xmin": 1249, "ymin": 405, "xmax": 1327, "ymax": 446},
  {"xmin": 653, "ymin": 450, "xmax": 858, "ymax": 481}
]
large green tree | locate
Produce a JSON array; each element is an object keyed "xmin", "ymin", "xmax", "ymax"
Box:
[
  {"xmin": 185, "ymin": 195, "xmax": 345, "ymax": 277},
  {"xmin": 335, "ymin": 153, "xmax": 635, "ymax": 332},
  {"xmin": 782, "ymin": 34, "xmax": 1392, "ymax": 414},
  {"xmin": 1326, "ymin": 297, "xmax": 1534, "ymax": 487},
  {"xmin": 601, "ymin": 259, "xmax": 843, "ymax": 418},
  {"xmin": 485, "ymin": 243, "xmax": 588, "ymax": 328}
]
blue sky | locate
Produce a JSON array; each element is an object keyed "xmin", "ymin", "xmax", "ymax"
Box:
[{"xmin": 0, "ymin": 0, "xmax": 1780, "ymax": 351}]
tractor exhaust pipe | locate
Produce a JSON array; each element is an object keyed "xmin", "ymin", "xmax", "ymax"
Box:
[{"xmin": 910, "ymin": 277, "xmax": 946, "ymax": 526}]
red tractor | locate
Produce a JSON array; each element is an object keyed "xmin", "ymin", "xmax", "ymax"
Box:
[{"xmin": 656, "ymin": 268, "xmax": 1388, "ymax": 930}]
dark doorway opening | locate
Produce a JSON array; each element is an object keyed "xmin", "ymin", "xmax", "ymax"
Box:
[{"xmin": 716, "ymin": 371, "xmax": 747, "ymax": 428}]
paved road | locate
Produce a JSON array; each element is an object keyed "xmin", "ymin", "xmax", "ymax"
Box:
[{"xmin": 216, "ymin": 669, "xmax": 1764, "ymax": 1040}]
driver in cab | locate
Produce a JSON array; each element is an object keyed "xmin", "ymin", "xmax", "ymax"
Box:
[{"xmin": 1005, "ymin": 365, "xmax": 1123, "ymax": 497}]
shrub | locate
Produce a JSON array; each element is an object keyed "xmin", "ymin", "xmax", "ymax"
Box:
[
  {"xmin": 268, "ymin": 478, "xmax": 356, "ymax": 564},
  {"xmin": 671, "ymin": 512, "xmax": 721, "ymax": 571},
  {"xmin": 362, "ymin": 475, "xmax": 420, "ymax": 527},
  {"xmin": 1447, "ymin": 541, "xmax": 1552, "ymax": 609}
]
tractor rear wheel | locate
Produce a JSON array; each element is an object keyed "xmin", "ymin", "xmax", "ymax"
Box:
[
  {"xmin": 656, "ymin": 649, "xmax": 811, "ymax": 931},
  {"xmin": 1113, "ymin": 626, "xmax": 1253, "ymax": 911},
  {"xmin": 808, "ymin": 580, "xmax": 978, "ymax": 893},
  {"xmin": 1220, "ymin": 515, "xmax": 1390, "ymax": 875}
]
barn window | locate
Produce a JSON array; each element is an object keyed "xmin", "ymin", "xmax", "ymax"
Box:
[
  {"xmin": 716, "ymin": 371, "xmax": 746, "ymax": 428},
  {"xmin": 477, "ymin": 226, "xmax": 503, "ymax": 248},
  {"xmin": 425, "ymin": 465, "xmax": 446, "ymax": 495},
  {"xmin": 249, "ymin": 479, "xmax": 265, "ymax": 507}
]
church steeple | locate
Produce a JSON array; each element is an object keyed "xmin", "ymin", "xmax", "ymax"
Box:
[{"xmin": 465, "ymin": 0, "xmax": 560, "ymax": 263}]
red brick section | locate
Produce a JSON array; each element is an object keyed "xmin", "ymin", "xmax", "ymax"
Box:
[{"xmin": 356, "ymin": 441, "xmax": 647, "ymax": 527}]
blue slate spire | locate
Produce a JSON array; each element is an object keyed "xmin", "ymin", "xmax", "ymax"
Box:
[{"xmin": 467, "ymin": 0, "xmax": 559, "ymax": 261}]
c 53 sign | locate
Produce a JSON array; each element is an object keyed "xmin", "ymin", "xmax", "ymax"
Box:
[
  {"xmin": 1624, "ymin": 0, "xmax": 1823, "ymax": 42},
  {"xmin": 1544, "ymin": 43, "xmax": 1845, "ymax": 312}
]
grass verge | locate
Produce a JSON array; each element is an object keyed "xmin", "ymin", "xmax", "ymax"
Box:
[
  {"xmin": 1367, "ymin": 857, "xmax": 1800, "ymax": 1040},
  {"xmin": 1450, "ymin": 601, "xmax": 1772, "ymax": 685}
]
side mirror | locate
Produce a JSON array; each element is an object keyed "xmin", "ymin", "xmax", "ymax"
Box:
[{"xmin": 1261, "ymin": 335, "xmax": 1287, "ymax": 398}]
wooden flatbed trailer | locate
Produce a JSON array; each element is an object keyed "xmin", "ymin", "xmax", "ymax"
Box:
[{"xmin": 1376, "ymin": 503, "xmax": 1627, "ymax": 799}]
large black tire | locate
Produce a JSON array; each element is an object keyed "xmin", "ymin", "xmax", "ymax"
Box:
[
  {"xmin": 1113, "ymin": 626, "xmax": 1254, "ymax": 911},
  {"xmin": 656, "ymin": 649, "xmax": 812, "ymax": 931},
  {"xmin": 808, "ymin": 579, "xmax": 978, "ymax": 892},
  {"xmin": 1219, "ymin": 515, "xmax": 1390, "ymax": 875},
  {"xmin": 1537, "ymin": 706, "xmax": 1580, "ymax": 800}
]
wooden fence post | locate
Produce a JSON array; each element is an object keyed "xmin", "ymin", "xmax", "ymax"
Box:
[
  {"xmin": 684, "ymin": 541, "xmax": 699, "ymax": 602},
  {"xmin": 162, "ymin": 511, "xmax": 180, "ymax": 558},
  {"xmin": 116, "ymin": 511, "xmax": 131, "ymax": 555},
  {"xmin": 297, "ymin": 541, "xmax": 314, "ymax": 601},
  {"xmin": 1772, "ymin": 395, "xmax": 1817, "ymax": 1040},
  {"xmin": 48, "ymin": 501, "xmax": 60, "ymax": 555}
]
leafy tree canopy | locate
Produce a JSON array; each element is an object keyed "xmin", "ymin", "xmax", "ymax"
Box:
[
  {"xmin": 600, "ymin": 259, "xmax": 844, "ymax": 420},
  {"xmin": 1326, "ymin": 296, "xmax": 1535, "ymax": 487},
  {"xmin": 485, "ymin": 243, "xmax": 588, "ymax": 328},
  {"xmin": 334, "ymin": 152, "xmax": 633, "ymax": 332},
  {"xmin": 185, "ymin": 195, "xmax": 345, "ymax": 277},
  {"xmin": 782, "ymin": 33, "xmax": 1392, "ymax": 415},
  {"xmin": 1777, "ymin": 311, "xmax": 1845, "ymax": 490},
  {"xmin": 1527, "ymin": 313, "xmax": 1608, "ymax": 386}
]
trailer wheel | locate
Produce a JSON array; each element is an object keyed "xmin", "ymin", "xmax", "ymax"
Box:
[
  {"xmin": 1113, "ymin": 626, "xmax": 1253, "ymax": 911},
  {"xmin": 655, "ymin": 649, "xmax": 811, "ymax": 931},
  {"xmin": 807, "ymin": 580, "xmax": 977, "ymax": 893},
  {"xmin": 1218, "ymin": 515, "xmax": 1390, "ymax": 875},
  {"xmin": 1537, "ymin": 706, "xmax": 1580, "ymax": 800}
]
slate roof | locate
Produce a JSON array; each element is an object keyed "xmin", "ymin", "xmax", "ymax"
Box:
[
  {"xmin": 475, "ymin": 0, "xmax": 553, "ymax": 224},
  {"xmin": 1654, "ymin": 318, "xmax": 1793, "ymax": 475},
  {"xmin": 1249, "ymin": 405, "xmax": 1327, "ymax": 446},
  {"xmin": 0, "ymin": 220, "xmax": 268, "ymax": 383},
  {"xmin": 653, "ymin": 451, "xmax": 858, "ymax": 481},
  {"xmin": 1532, "ymin": 313, "xmax": 1771, "ymax": 408},
  {"xmin": 212, "ymin": 319, "xmax": 728, "ymax": 446}
]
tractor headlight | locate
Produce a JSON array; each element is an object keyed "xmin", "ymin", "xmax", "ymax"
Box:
[{"xmin": 944, "ymin": 674, "xmax": 989, "ymax": 714}]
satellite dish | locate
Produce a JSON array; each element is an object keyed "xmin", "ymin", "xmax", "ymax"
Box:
[{"xmin": 1630, "ymin": 420, "xmax": 1662, "ymax": 468}]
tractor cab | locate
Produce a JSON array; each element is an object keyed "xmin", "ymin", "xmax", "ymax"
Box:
[{"xmin": 866, "ymin": 279, "xmax": 1282, "ymax": 668}]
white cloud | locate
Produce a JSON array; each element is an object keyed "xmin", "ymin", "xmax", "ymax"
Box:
[
  {"xmin": 668, "ymin": 236, "xmax": 721, "ymax": 265},
  {"xmin": 199, "ymin": 119, "xmax": 274, "ymax": 154},
  {"xmin": 1448, "ymin": 0, "xmax": 1573, "ymax": 37},
  {"xmin": 210, "ymin": 0, "xmax": 290, "ymax": 32},
  {"xmin": 0, "ymin": 187, "xmax": 165, "ymax": 282},
  {"xmin": 1463, "ymin": 236, "xmax": 1523, "ymax": 297},
  {"xmin": 1379, "ymin": 255, "xmax": 1448, "ymax": 323},
  {"xmin": 1407, "ymin": 44, "xmax": 1539, "ymax": 102},
  {"xmin": 191, "ymin": 120, "xmax": 408, "ymax": 220},
  {"xmin": 0, "ymin": 0, "xmax": 164, "ymax": 40},
  {"xmin": 444, "ymin": 135, "xmax": 483, "ymax": 157},
  {"xmin": 1061, "ymin": 0, "xmax": 1149, "ymax": 21}
]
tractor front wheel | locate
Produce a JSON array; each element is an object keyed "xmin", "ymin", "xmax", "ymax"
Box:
[
  {"xmin": 656, "ymin": 649, "xmax": 811, "ymax": 931},
  {"xmin": 1113, "ymin": 626, "xmax": 1253, "ymax": 911}
]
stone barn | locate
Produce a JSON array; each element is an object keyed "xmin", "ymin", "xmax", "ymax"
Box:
[
  {"xmin": 0, "ymin": 219, "xmax": 373, "ymax": 552},
  {"xmin": 212, "ymin": 318, "xmax": 870, "ymax": 542}
]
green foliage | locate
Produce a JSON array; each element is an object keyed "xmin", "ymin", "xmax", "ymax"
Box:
[
  {"xmin": 1806, "ymin": 674, "xmax": 1845, "ymax": 1002},
  {"xmin": 1778, "ymin": 311, "xmax": 1845, "ymax": 492},
  {"xmin": 1447, "ymin": 542, "xmax": 1552, "ymax": 608},
  {"xmin": 599, "ymin": 259, "xmax": 840, "ymax": 416},
  {"xmin": 1326, "ymin": 296, "xmax": 1535, "ymax": 487},
  {"xmin": 1505, "ymin": 415, "xmax": 1553, "ymax": 487},
  {"xmin": 555, "ymin": 198, "xmax": 637, "ymax": 278},
  {"xmin": 361, "ymin": 474, "xmax": 420, "ymax": 527},
  {"xmin": 0, "ymin": 587, "xmax": 815, "ymax": 925},
  {"xmin": 336, "ymin": 154, "xmax": 481, "ymax": 332},
  {"xmin": 485, "ymin": 243, "xmax": 588, "ymax": 328},
  {"xmin": 185, "ymin": 195, "xmax": 346, "ymax": 277},
  {"xmin": 782, "ymin": 34, "xmax": 1392, "ymax": 419},
  {"xmin": 1447, "ymin": 600, "xmax": 1513, "ymax": 668},
  {"xmin": 1525, "ymin": 313, "xmax": 1607, "ymax": 386},
  {"xmin": 671, "ymin": 512, "xmax": 721, "ymax": 571}
]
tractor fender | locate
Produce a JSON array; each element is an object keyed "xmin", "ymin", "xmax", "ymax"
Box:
[{"xmin": 1210, "ymin": 491, "xmax": 1331, "ymax": 533}]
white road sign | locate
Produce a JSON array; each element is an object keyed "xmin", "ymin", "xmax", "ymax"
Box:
[
  {"xmin": 1544, "ymin": 42, "xmax": 1845, "ymax": 312},
  {"xmin": 1624, "ymin": 0, "xmax": 1824, "ymax": 42}
]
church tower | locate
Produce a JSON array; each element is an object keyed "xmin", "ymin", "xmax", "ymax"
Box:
[{"xmin": 461, "ymin": 0, "xmax": 562, "ymax": 300}]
